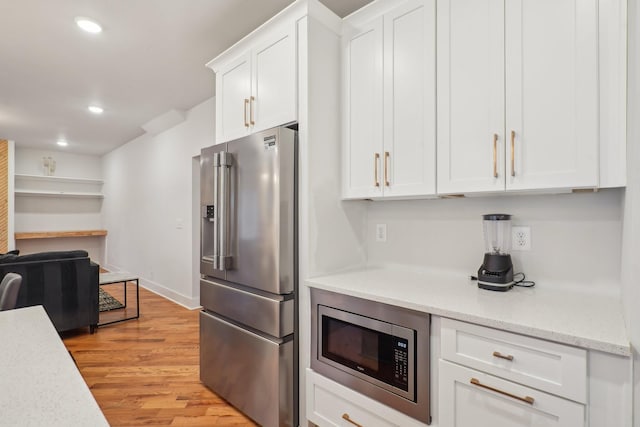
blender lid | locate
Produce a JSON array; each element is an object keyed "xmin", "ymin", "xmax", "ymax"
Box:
[{"xmin": 483, "ymin": 213, "xmax": 512, "ymax": 221}]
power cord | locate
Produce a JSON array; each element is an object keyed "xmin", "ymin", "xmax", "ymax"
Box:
[{"xmin": 513, "ymin": 272, "xmax": 535, "ymax": 288}]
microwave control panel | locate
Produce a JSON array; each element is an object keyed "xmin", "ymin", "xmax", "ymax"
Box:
[{"xmin": 393, "ymin": 337, "xmax": 409, "ymax": 388}]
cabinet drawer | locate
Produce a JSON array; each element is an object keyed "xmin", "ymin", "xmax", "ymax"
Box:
[
  {"xmin": 439, "ymin": 360, "xmax": 585, "ymax": 427},
  {"xmin": 441, "ymin": 318, "xmax": 586, "ymax": 403},
  {"xmin": 306, "ymin": 369, "xmax": 426, "ymax": 427}
]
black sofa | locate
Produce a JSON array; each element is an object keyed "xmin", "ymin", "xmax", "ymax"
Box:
[{"xmin": 0, "ymin": 250, "xmax": 99, "ymax": 333}]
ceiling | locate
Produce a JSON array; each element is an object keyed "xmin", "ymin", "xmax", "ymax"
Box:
[{"xmin": 0, "ymin": 0, "xmax": 371, "ymax": 155}]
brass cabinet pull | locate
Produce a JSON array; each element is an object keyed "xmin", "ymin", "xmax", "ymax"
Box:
[
  {"xmin": 243, "ymin": 99, "xmax": 249, "ymax": 128},
  {"xmin": 493, "ymin": 351, "xmax": 514, "ymax": 361},
  {"xmin": 493, "ymin": 133, "xmax": 498, "ymax": 178},
  {"xmin": 374, "ymin": 153, "xmax": 380, "ymax": 187},
  {"xmin": 249, "ymin": 96, "xmax": 255, "ymax": 126},
  {"xmin": 470, "ymin": 378, "xmax": 534, "ymax": 405},
  {"xmin": 510, "ymin": 130, "xmax": 516, "ymax": 177},
  {"xmin": 342, "ymin": 413, "xmax": 364, "ymax": 427},
  {"xmin": 384, "ymin": 151, "xmax": 390, "ymax": 187}
]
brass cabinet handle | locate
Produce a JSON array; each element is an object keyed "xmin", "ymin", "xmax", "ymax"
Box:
[
  {"xmin": 493, "ymin": 351, "xmax": 514, "ymax": 361},
  {"xmin": 243, "ymin": 99, "xmax": 249, "ymax": 128},
  {"xmin": 384, "ymin": 151, "xmax": 390, "ymax": 187},
  {"xmin": 250, "ymin": 96, "xmax": 255, "ymax": 126},
  {"xmin": 342, "ymin": 413, "xmax": 364, "ymax": 427},
  {"xmin": 493, "ymin": 133, "xmax": 498, "ymax": 178},
  {"xmin": 510, "ymin": 130, "xmax": 516, "ymax": 177},
  {"xmin": 470, "ymin": 378, "xmax": 534, "ymax": 405},
  {"xmin": 374, "ymin": 153, "xmax": 380, "ymax": 187}
]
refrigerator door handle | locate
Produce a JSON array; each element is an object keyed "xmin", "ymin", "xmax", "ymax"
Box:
[
  {"xmin": 219, "ymin": 151, "xmax": 234, "ymax": 270},
  {"xmin": 212, "ymin": 152, "xmax": 220, "ymax": 270}
]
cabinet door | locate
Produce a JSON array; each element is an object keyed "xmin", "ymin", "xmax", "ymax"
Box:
[
  {"xmin": 342, "ymin": 19, "xmax": 384, "ymax": 199},
  {"xmin": 251, "ymin": 24, "xmax": 297, "ymax": 133},
  {"xmin": 505, "ymin": 0, "xmax": 598, "ymax": 190},
  {"xmin": 383, "ymin": 0, "xmax": 436, "ymax": 197},
  {"xmin": 216, "ymin": 53, "xmax": 251, "ymax": 143},
  {"xmin": 437, "ymin": 0, "xmax": 505, "ymax": 194},
  {"xmin": 439, "ymin": 360, "xmax": 585, "ymax": 427}
]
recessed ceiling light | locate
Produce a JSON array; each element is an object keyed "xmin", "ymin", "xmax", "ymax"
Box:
[
  {"xmin": 57, "ymin": 140, "xmax": 68, "ymax": 147},
  {"xmin": 88, "ymin": 105, "xmax": 104, "ymax": 114},
  {"xmin": 75, "ymin": 17, "xmax": 102, "ymax": 34}
]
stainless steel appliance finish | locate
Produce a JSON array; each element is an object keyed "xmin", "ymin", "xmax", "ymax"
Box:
[
  {"xmin": 200, "ymin": 311, "xmax": 293, "ymax": 427},
  {"xmin": 200, "ymin": 278, "xmax": 294, "ymax": 338},
  {"xmin": 200, "ymin": 129, "xmax": 296, "ymax": 294},
  {"xmin": 199, "ymin": 126, "xmax": 297, "ymax": 427},
  {"xmin": 311, "ymin": 288, "xmax": 431, "ymax": 424}
]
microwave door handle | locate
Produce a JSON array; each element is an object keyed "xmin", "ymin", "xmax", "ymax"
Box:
[
  {"xmin": 219, "ymin": 151, "xmax": 233, "ymax": 270},
  {"xmin": 211, "ymin": 152, "xmax": 220, "ymax": 270}
]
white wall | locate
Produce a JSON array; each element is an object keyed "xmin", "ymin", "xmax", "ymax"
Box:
[
  {"xmin": 15, "ymin": 147, "xmax": 102, "ymax": 178},
  {"xmin": 13, "ymin": 147, "xmax": 105, "ymax": 261},
  {"xmin": 365, "ymin": 190, "xmax": 624, "ymax": 295},
  {"xmin": 622, "ymin": 0, "xmax": 640, "ymax": 424},
  {"xmin": 101, "ymin": 97, "xmax": 215, "ymax": 309}
]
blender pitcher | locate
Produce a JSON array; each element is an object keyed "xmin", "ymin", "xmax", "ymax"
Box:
[{"xmin": 478, "ymin": 214, "xmax": 514, "ymax": 291}]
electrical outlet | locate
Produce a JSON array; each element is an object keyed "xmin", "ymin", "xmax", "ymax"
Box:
[
  {"xmin": 375, "ymin": 224, "xmax": 387, "ymax": 242},
  {"xmin": 512, "ymin": 226, "xmax": 531, "ymax": 251}
]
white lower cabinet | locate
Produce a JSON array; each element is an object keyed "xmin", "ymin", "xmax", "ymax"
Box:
[
  {"xmin": 306, "ymin": 369, "xmax": 427, "ymax": 427},
  {"xmin": 438, "ymin": 318, "xmax": 589, "ymax": 427},
  {"xmin": 439, "ymin": 360, "xmax": 585, "ymax": 427}
]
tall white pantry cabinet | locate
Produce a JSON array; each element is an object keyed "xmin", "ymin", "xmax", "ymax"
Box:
[{"xmin": 207, "ymin": 0, "xmax": 368, "ymax": 425}]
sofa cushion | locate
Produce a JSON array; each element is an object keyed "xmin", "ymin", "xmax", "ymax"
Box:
[
  {"xmin": 0, "ymin": 250, "xmax": 89, "ymax": 264},
  {"xmin": 0, "ymin": 253, "xmax": 19, "ymax": 263}
]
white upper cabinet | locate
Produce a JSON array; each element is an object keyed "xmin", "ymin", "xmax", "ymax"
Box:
[
  {"xmin": 383, "ymin": 0, "xmax": 436, "ymax": 198},
  {"xmin": 216, "ymin": 54, "xmax": 252, "ymax": 143},
  {"xmin": 436, "ymin": 0, "xmax": 505, "ymax": 194},
  {"xmin": 210, "ymin": 22, "xmax": 296, "ymax": 143},
  {"xmin": 343, "ymin": 18, "xmax": 384, "ymax": 199},
  {"xmin": 343, "ymin": 0, "xmax": 436, "ymax": 199},
  {"xmin": 505, "ymin": 0, "xmax": 598, "ymax": 191},
  {"xmin": 251, "ymin": 25, "xmax": 297, "ymax": 134},
  {"xmin": 437, "ymin": 0, "xmax": 600, "ymax": 195}
]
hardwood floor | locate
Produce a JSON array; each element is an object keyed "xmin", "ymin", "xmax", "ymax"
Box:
[{"xmin": 62, "ymin": 285, "xmax": 257, "ymax": 426}]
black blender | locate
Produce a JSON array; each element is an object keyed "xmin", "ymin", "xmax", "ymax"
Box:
[{"xmin": 477, "ymin": 214, "xmax": 514, "ymax": 291}]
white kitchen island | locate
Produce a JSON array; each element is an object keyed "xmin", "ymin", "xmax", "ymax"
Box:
[{"xmin": 0, "ymin": 306, "xmax": 109, "ymax": 426}]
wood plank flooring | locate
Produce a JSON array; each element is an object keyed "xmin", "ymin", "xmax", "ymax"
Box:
[{"xmin": 62, "ymin": 285, "xmax": 257, "ymax": 426}]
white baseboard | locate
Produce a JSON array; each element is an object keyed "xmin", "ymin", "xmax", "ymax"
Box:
[{"xmin": 102, "ymin": 264, "xmax": 201, "ymax": 310}]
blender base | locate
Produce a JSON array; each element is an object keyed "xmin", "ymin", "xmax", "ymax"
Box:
[{"xmin": 477, "ymin": 280, "xmax": 514, "ymax": 292}]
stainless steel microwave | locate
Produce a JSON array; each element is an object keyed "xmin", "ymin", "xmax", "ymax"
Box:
[{"xmin": 310, "ymin": 288, "xmax": 431, "ymax": 424}]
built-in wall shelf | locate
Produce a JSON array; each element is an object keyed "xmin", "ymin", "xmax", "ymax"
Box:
[
  {"xmin": 14, "ymin": 174, "xmax": 104, "ymax": 185},
  {"xmin": 14, "ymin": 173, "xmax": 104, "ymax": 199},
  {"xmin": 15, "ymin": 230, "xmax": 108, "ymax": 240},
  {"xmin": 14, "ymin": 190, "xmax": 104, "ymax": 199}
]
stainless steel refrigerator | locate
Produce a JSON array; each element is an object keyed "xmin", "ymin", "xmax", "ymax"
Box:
[{"xmin": 199, "ymin": 126, "xmax": 297, "ymax": 427}]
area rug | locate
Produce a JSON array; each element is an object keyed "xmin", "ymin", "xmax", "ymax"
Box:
[{"xmin": 99, "ymin": 287, "xmax": 124, "ymax": 312}]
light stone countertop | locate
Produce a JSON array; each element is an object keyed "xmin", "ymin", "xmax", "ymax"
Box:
[
  {"xmin": 306, "ymin": 266, "xmax": 630, "ymax": 357},
  {"xmin": 0, "ymin": 306, "xmax": 109, "ymax": 426}
]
